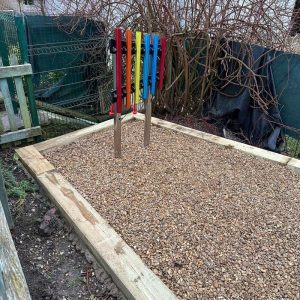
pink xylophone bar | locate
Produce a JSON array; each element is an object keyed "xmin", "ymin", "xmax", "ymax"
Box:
[{"xmin": 158, "ymin": 36, "xmax": 167, "ymax": 91}]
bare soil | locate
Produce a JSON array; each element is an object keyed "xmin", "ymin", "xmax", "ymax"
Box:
[
  {"xmin": 0, "ymin": 148, "xmax": 123, "ymax": 300},
  {"xmin": 45, "ymin": 120, "xmax": 300, "ymax": 299}
]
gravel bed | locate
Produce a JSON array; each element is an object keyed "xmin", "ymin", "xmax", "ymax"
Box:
[{"xmin": 45, "ymin": 120, "xmax": 300, "ymax": 299}]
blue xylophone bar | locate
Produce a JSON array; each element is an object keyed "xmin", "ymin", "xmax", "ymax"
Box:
[
  {"xmin": 150, "ymin": 34, "xmax": 159, "ymax": 96},
  {"xmin": 142, "ymin": 33, "xmax": 151, "ymax": 100}
]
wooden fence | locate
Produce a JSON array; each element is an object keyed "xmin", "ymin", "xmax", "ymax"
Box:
[{"xmin": 0, "ymin": 54, "xmax": 41, "ymax": 145}]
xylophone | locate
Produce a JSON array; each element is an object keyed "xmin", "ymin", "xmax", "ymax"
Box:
[{"xmin": 109, "ymin": 28, "xmax": 167, "ymax": 157}]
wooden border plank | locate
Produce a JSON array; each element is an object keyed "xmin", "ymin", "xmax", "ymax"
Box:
[
  {"xmin": 35, "ymin": 113, "xmax": 134, "ymax": 153},
  {"xmin": 134, "ymin": 113, "xmax": 300, "ymax": 172},
  {"xmin": 16, "ymin": 146, "xmax": 176, "ymax": 300},
  {"xmin": 16, "ymin": 145, "xmax": 55, "ymax": 176},
  {"xmin": 0, "ymin": 126, "xmax": 41, "ymax": 145},
  {"xmin": 0, "ymin": 64, "xmax": 32, "ymax": 79},
  {"xmin": 17, "ymin": 114, "xmax": 300, "ymax": 300}
]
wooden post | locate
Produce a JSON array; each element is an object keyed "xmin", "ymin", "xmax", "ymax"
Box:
[
  {"xmin": 0, "ymin": 58, "xmax": 18, "ymax": 131},
  {"xmin": 114, "ymin": 111, "xmax": 122, "ymax": 158},
  {"xmin": 142, "ymin": 34, "xmax": 151, "ymax": 147},
  {"xmin": 9, "ymin": 55, "xmax": 32, "ymax": 129},
  {"xmin": 144, "ymin": 95, "xmax": 152, "ymax": 147}
]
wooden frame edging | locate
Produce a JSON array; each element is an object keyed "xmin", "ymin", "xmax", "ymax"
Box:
[
  {"xmin": 16, "ymin": 113, "xmax": 300, "ymax": 300},
  {"xmin": 16, "ymin": 114, "xmax": 177, "ymax": 300},
  {"xmin": 134, "ymin": 113, "xmax": 300, "ymax": 174}
]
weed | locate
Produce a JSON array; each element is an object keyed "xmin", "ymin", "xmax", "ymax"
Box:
[
  {"xmin": 0, "ymin": 160, "xmax": 37, "ymax": 209},
  {"xmin": 285, "ymin": 135, "xmax": 300, "ymax": 158}
]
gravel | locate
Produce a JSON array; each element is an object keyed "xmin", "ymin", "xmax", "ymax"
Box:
[{"xmin": 45, "ymin": 120, "xmax": 300, "ymax": 299}]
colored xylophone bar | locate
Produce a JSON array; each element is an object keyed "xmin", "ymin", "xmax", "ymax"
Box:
[{"xmin": 109, "ymin": 28, "xmax": 167, "ymax": 116}]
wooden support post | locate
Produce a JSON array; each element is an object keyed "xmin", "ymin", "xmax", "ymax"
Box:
[
  {"xmin": 144, "ymin": 96, "xmax": 152, "ymax": 147},
  {"xmin": 9, "ymin": 55, "xmax": 32, "ymax": 129},
  {"xmin": 0, "ymin": 167, "xmax": 13, "ymax": 229},
  {"xmin": 114, "ymin": 111, "xmax": 122, "ymax": 158},
  {"xmin": 0, "ymin": 58, "xmax": 17, "ymax": 131},
  {"xmin": 142, "ymin": 34, "xmax": 151, "ymax": 147}
]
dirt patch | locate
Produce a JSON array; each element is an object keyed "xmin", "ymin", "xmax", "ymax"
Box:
[
  {"xmin": 0, "ymin": 148, "xmax": 124, "ymax": 300},
  {"xmin": 46, "ymin": 120, "xmax": 300, "ymax": 299}
]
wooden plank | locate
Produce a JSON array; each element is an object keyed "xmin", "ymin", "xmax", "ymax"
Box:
[
  {"xmin": 0, "ymin": 63, "xmax": 32, "ymax": 79},
  {"xmin": 16, "ymin": 145, "xmax": 55, "ymax": 177},
  {"xmin": 0, "ymin": 193, "xmax": 31, "ymax": 300},
  {"xmin": 134, "ymin": 113, "xmax": 295, "ymax": 167},
  {"xmin": 34, "ymin": 113, "xmax": 134, "ymax": 153},
  {"xmin": 0, "ymin": 167, "xmax": 13, "ymax": 229},
  {"xmin": 9, "ymin": 55, "xmax": 32, "ymax": 129},
  {"xmin": 0, "ymin": 58, "xmax": 17, "ymax": 132},
  {"xmin": 0, "ymin": 126, "xmax": 41, "ymax": 145},
  {"xmin": 287, "ymin": 158, "xmax": 300, "ymax": 174},
  {"xmin": 16, "ymin": 146, "xmax": 176, "ymax": 300},
  {"xmin": 144, "ymin": 96, "xmax": 152, "ymax": 147}
]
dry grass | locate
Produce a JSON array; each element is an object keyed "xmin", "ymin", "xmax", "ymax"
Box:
[{"xmin": 46, "ymin": 120, "xmax": 300, "ymax": 299}]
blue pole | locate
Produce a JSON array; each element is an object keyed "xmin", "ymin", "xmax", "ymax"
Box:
[
  {"xmin": 150, "ymin": 34, "xmax": 159, "ymax": 96},
  {"xmin": 142, "ymin": 33, "xmax": 151, "ymax": 100}
]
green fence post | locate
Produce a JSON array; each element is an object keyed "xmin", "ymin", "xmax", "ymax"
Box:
[
  {"xmin": 15, "ymin": 15, "xmax": 40, "ymax": 129},
  {"xmin": 0, "ymin": 19, "xmax": 18, "ymax": 114},
  {"xmin": 0, "ymin": 167, "xmax": 14, "ymax": 229}
]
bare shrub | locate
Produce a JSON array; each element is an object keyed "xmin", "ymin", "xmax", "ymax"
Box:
[{"xmin": 46, "ymin": 0, "xmax": 295, "ymax": 118}]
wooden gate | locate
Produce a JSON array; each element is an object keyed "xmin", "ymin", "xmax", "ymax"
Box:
[{"xmin": 0, "ymin": 54, "xmax": 41, "ymax": 145}]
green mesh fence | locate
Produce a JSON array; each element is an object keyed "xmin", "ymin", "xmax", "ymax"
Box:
[
  {"xmin": 0, "ymin": 11, "xmax": 112, "ymax": 139},
  {"xmin": 23, "ymin": 15, "xmax": 112, "ymax": 139},
  {"xmin": 0, "ymin": 10, "xmax": 22, "ymax": 115}
]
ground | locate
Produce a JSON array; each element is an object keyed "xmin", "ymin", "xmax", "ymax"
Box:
[{"xmin": 0, "ymin": 147, "xmax": 124, "ymax": 300}]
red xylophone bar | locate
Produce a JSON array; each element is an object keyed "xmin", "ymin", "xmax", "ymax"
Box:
[{"xmin": 115, "ymin": 27, "xmax": 122, "ymax": 114}]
